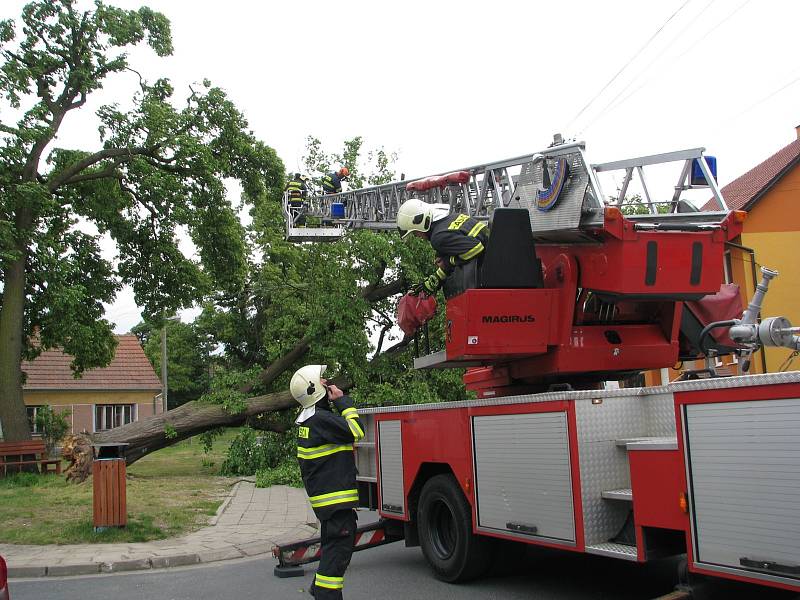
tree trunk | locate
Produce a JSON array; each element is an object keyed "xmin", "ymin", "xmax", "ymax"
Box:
[
  {"xmin": 0, "ymin": 252, "xmax": 31, "ymax": 442},
  {"xmin": 64, "ymin": 390, "xmax": 297, "ymax": 481}
]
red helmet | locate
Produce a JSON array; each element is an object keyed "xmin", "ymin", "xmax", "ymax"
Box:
[{"xmin": 338, "ymin": 167, "xmax": 350, "ymax": 178}]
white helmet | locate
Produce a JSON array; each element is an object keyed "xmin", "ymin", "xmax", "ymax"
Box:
[
  {"xmin": 396, "ymin": 199, "xmax": 434, "ymax": 239},
  {"xmin": 290, "ymin": 364, "xmax": 328, "ymax": 408}
]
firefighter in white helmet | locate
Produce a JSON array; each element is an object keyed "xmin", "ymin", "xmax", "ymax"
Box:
[
  {"xmin": 291, "ymin": 365, "xmax": 365, "ymax": 599},
  {"xmin": 396, "ymin": 198, "xmax": 489, "ymax": 295}
]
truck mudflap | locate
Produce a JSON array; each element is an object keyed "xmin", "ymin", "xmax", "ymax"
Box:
[{"xmin": 272, "ymin": 518, "xmax": 403, "ymax": 577}]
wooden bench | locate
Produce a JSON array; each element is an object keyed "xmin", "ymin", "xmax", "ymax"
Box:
[{"xmin": 0, "ymin": 440, "xmax": 61, "ymax": 476}]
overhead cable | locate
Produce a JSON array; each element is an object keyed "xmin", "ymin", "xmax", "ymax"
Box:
[{"xmin": 563, "ymin": 0, "xmax": 692, "ymax": 134}]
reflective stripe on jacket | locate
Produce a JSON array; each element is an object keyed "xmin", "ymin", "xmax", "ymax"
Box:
[
  {"xmin": 285, "ymin": 179, "xmax": 306, "ymax": 199},
  {"xmin": 423, "ymin": 213, "xmax": 489, "ymax": 292},
  {"xmin": 297, "ymin": 396, "xmax": 365, "ymax": 520},
  {"xmin": 321, "ymin": 172, "xmax": 342, "ymax": 194}
]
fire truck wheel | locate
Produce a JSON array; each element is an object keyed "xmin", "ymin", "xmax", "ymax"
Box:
[{"xmin": 417, "ymin": 473, "xmax": 491, "ymax": 582}]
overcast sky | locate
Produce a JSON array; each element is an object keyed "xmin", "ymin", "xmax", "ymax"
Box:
[{"xmin": 3, "ymin": 0, "xmax": 799, "ymax": 333}]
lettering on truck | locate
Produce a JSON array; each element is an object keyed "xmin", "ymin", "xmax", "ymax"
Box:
[{"xmin": 481, "ymin": 315, "xmax": 536, "ymax": 324}]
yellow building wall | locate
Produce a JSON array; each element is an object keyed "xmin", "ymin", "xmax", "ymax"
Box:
[
  {"xmin": 23, "ymin": 390, "xmax": 160, "ymax": 434},
  {"xmin": 23, "ymin": 390, "xmax": 157, "ymax": 406},
  {"xmin": 644, "ymin": 161, "xmax": 800, "ymax": 384},
  {"xmin": 734, "ymin": 162, "xmax": 800, "ymax": 372},
  {"xmin": 738, "ymin": 234, "xmax": 800, "ymax": 372}
]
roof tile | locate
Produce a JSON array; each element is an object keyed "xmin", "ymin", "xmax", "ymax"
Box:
[
  {"xmin": 703, "ymin": 138, "xmax": 800, "ymax": 211},
  {"xmin": 22, "ymin": 335, "xmax": 162, "ymax": 391}
]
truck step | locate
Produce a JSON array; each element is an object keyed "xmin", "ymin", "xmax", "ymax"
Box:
[
  {"xmin": 585, "ymin": 542, "xmax": 638, "ymax": 561},
  {"xmin": 601, "ymin": 488, "xmax": 633, "ymax": 501},
  {"xmin": 615, "ymin": 437, "xmax": 678, "ymax": 451}
]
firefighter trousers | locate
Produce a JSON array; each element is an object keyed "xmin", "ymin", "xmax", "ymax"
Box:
[{"xmin": 313, "ymin": 509, "xmax": 357, "ymax": 599}]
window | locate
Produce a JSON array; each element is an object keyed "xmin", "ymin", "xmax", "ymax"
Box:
[
  {"xmin": 723, "ymin": 250, "xmax": 733, "ymax": 284},
  {"xmin": 27, "ymin": 405, "xmax": 43, "ymax": 434},
  {"xmin": 94, "ymin": 405, "xmax": 136, "ymax": 432}
]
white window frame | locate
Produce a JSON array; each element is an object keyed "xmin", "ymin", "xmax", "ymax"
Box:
[
  {"xmin": 26, "ymin": 405, "xmax": 44, "ymax": 435},
  {"xmin": 723, "ymin": 250, "xmax": 733, "ymax": 284},
  {"xmin": 94, "ymin": 404, "xmax": 136, "ymax": 432}
]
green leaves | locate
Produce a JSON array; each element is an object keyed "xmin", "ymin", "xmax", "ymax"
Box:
[{"xmin": 0, "ymin": 0, "xmax": 283, "ymax": 417}]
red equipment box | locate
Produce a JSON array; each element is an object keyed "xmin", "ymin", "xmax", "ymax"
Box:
[{"xmin": 445, "ymin": 289, "xmax": 558, "ymax": 360}]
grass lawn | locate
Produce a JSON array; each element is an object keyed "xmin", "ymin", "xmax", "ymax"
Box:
[{"xmin": 0, "ymin": 429, "xmax": 240, "ymax": 545}]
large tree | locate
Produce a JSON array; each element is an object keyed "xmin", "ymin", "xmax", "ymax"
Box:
[
  {"xmin": 59, "ymin": 136, "xmax": 468, "ymax": 481},
  {"xmin": 0, "ymin": 0, "xmax": 282, "ymax": 441}
]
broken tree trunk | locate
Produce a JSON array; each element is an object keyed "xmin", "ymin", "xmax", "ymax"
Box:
[
  {"xmin": 64, "ymin": 390, "xmax": 296, "ymax": 482},
  {"xmin": 62, "ymin": 275, "xmax": 408, "ymax": 483}
]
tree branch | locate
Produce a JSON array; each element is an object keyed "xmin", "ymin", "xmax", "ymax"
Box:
[
  {"xmin": 363, "ymin": 276, "xmax": 406, "ymax": 303},
  {"xmin": 61, "ymin": 166, "xmax": 119, "ymax": 186},
  {"xmin": 372, "ymin": 323, "xmax": 392, "ymax": 360},
  {"xmin": 48, "ymin": 146, "xmax": 156, "ymax": 191},
  {"xmin": 245, "ymin": 417, "xmax": 290, "ymax": 434},
  {"xmin": 0, "ymin": 123, "xmax": 21, "ymax": 136}
]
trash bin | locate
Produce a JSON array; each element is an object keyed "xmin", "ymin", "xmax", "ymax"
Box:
[{"xmin": 91, "ymin": 442, "xmax": 129, "ymax": 531}]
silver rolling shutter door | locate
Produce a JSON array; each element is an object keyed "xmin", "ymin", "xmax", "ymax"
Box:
[
  {"xmin": 378, "ymin": 420, "xmax": 404, "ymax": 515},
  {"xmin": 685, "ymin": 399, "xmax": 800, "ymax": 582},
  {"xmin": 473, "ymin": 412, "xmax": 575, "ymax": 543}
]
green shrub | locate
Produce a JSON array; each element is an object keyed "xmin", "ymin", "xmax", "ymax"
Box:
[
  {"xmin": 220, "ymin": 427, "xmax": 294, "ymax": 476},
  {"xmin": 255, "ymin": 462, "xmax": 303, "ymax": 488},
  {"xmin": 35, "ymin": 405, "xmax": 71, "ymax": 456}
]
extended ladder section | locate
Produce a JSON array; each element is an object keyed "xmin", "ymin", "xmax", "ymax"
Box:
[{"xmin": 284, "ymin": 140, "xmax": 730, "ymax": 242}]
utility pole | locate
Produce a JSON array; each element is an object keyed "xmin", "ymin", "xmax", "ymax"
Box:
[{"xmin": 161, "ymin": 324, "xmax": 168, "ymax": 414}]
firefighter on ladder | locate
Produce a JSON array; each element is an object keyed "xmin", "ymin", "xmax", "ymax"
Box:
[
  {"xmin": 285, "ymin": 172, "xmax": 308, "ymax": 225},
  {"xmin": 291, "ymin": 364, "xmax": 365, "ymax": 599},
  {"xmin": 396, "ymin": 198, "xmax": 489, "ymax": 295},
  {"xmin": 321, "ymin": 167, "xmax": 350, "ymax": 199}
]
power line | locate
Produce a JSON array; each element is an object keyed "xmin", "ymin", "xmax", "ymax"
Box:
[
  {"xmin": 578, "ymin": 0, "xmax": 717, "ymax": 136},
  {"xmin": 564, "ymin": 0, "xmax": 693, "ymax": 134},
  {"xmin": 598, "ymin": 0, "xmax": 753, "ymax": 121},
  {"xmin": 709, "ymin": 72, "xmax": 800, "ymax": 132}
]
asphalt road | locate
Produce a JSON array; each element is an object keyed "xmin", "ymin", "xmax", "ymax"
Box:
[{"xmin": 10, "ymin": 539, "xmax": 799, "ymax": 600}]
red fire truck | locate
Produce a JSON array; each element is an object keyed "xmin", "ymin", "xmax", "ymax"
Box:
[{"xmin": 275, "ymin": 141, "xmax": 800, "ymax": 596}]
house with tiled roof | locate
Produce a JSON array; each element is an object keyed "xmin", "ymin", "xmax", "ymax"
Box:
[
  {"xmin": 710, "ymin": 126, "xmax": 800, "ymax": 374},
  {"xmin": 643, "ymin": 125, "xmax": 800, "ymax": 386},
  {"xmin": 21, "ymin": 334, "xmax": 163, "ymax": 435},
  {"xmin": 691, "ymin": 125, "xmax": 800, "ymax": 377}
]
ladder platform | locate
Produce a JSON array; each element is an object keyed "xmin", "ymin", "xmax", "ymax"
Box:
[
  {"xmin": 413, "ymin": 350, "xmax": 485, "ymax": 370},
  {"xmin": 286, "ymin": 227, "xmax": 346, "ymax": 242},
  {"xmin": 615, "ymin": 437, "xmax": 678, "ymax": 451},
  {"xmin": 585, "ymin": 542, "xmax": 638, "ymax": 561},
  {"xmin": 601, "ymin": 488, "xmax": 633, "ymax": 501}
]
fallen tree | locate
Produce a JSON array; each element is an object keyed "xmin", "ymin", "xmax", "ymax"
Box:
[
  {"xmin": 62, "ymin": 390, "xmax": 295, "ymax": 482},
  {"xmin": 62, "ymin": 277, "xmax": 408, "ymax": 482}
]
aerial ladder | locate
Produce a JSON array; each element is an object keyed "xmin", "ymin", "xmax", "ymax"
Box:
[
  {"xmin": 282, "ymin": 136, "xmax": 729, "ymax": 243},
  {"xmin": 284, "ymin": 137, "xmax": 758, "ymax": 389}
]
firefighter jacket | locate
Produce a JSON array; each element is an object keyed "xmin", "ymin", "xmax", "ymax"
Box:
[
  {"xmin": 285, "ymin": 177, "xmax": 307, "ymax": 202},
  {"xmin": 297, "ymin": 396, "xmax": 365, "ymax": 520},
  {"xmin": 321, "ymin": 172, "xmax": 343, "ymax": 195},
  {"xmin": 422, "ymin": 213, "xmax": 489, "ymax": 294}
]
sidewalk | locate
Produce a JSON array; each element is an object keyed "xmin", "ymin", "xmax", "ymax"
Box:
[{"xmin": 1, "ymin": 481, "xmax": 318, "ymax": 578}]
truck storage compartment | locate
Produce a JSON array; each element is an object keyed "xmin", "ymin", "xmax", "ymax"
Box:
[
  {"xmin": 472, "ymin": 411, "xmax": 575, "ymax": 543},
  {"xmin": 684, "ymin": 398, "xmax": 800, "ymax": 585},
  {"xmin": 378, "ymin": 420, "xmax": 405, "ymax": 516}
]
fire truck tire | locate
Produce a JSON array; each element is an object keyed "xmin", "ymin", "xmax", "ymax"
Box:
[{"xmin": 417, "ymin": 474, "xmax": 491, "ymax": 582}]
